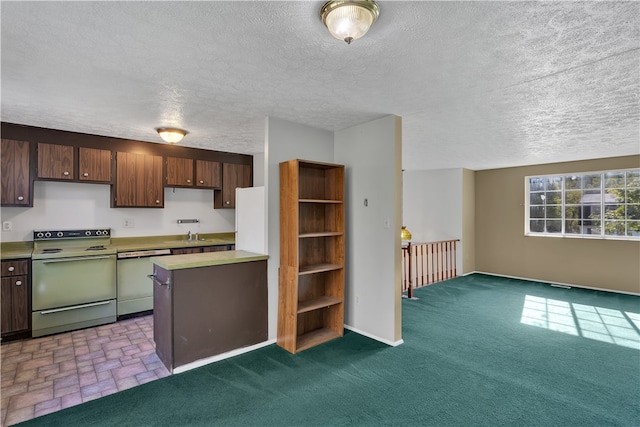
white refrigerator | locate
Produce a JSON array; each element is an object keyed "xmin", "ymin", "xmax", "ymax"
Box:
[{"xmin": 235, "ymin": 186, "xmax": 267, "ymax": 254}]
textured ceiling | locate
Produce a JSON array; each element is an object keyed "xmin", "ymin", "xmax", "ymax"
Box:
[{"xmin": 1, "ymin": 1, "xmax": 638, "ymax": 171}]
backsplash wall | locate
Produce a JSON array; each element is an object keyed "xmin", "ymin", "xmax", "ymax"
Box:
[{"xmin": 0, "ymin": 181, "xmax": 236, "ymax": 242}]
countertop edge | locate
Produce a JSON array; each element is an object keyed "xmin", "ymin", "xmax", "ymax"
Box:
[{"xmin": 151, "ymin": 250, "xmax": 268, "ymax": 270}]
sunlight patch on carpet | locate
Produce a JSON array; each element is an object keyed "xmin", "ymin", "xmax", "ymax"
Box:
[{"xmin": 521, "ymin": 295, "xmax": 640, "ymax": 350}]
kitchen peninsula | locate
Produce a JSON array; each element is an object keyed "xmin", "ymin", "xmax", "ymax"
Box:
[{"xmin": 150, "ymin": 250, "xmax": 268, "ymax": 373}]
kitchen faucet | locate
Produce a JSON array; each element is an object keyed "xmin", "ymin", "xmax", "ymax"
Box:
[{"xmin": 187, "ymin": 230, "xmax": 192, "ymax": 241}]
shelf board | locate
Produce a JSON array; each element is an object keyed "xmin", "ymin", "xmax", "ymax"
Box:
[
  {"xmin": 299, "ymin": 199, "xmax": 343, "ymax": 204},
  {"xmin": 299, "ymin": 263, "xmax": 343, "ymax": 275},
  {"xmin": 296, "ymin": 328, "xmax": 342, "ymax": 353},
  {"xmin": 297, "ymin": 296, "xmax": 342, "ymax": 314},
  {"xmin": 299, "ymin": 231, "xmax": 343, "ymax": 238}
]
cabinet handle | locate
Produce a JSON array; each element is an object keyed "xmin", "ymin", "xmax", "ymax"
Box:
[
  {"xmin": 199, "ymin": 180, "xmax": 204, "ymax": 184},
  {"xmin": 8, "ymin": 266, "xmax": 15, "ymax": 272},
  {"xmin": 187, "ymin": 179, "xmax": 191, "ymax": 183},
  {"xmin": 83, "ymin": 172, "xmax": 89, "ymax": 177},
  {"xmin": 155, "ymin": 200, "xmax": 160, "ymax": 204},
  {"xmin": 15, "ymin": 280, "xmax": 22, "ymax": 286},
  {"xmin": 225, "ymin": 201, "xmax": 230, "ymax": 205},
  {"xmin": 17, "ymin": 196, "xmax": 24, "ymax": 201},
  {"xmin": 63, "ymin": 171, "xmax": 70, "ymax": 176}
]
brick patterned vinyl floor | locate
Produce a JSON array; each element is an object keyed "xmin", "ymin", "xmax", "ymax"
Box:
[{"xmin": 0, "ymin": 315, "xmax": 169, "ymax": 426}]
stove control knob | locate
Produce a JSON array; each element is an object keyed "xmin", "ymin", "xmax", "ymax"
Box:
[
  {"xmin": 96, "ymin": 230, "xmax": 102, "ymax": 235},
  {"xmin": 36, "ymin": 232, "xmax": 44, "ymax": 238},
  {"xmin": 44, "ymin": 232, "xmax": 51, "ymax": 238},
  {"xmin": 85, "ymin": 230, "xmax": 92, "ymax": 236},
  {"xmin": 102, "ymin": 229, "xmax": 109, "ymax": 236},
  {"xmin": 57, "ymin": 232, "xmax": 64, "ymax": 237}
]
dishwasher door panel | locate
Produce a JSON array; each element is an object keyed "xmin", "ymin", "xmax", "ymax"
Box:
[
  {"xmin": 117, "ymin": 257, "xmax": 155, "ymax": 316},
  {"xmin": 32, "ymin": 255, "xmax": 116, "ymax": 311}
]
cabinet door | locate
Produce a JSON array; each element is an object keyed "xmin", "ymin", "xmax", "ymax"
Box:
[
  {"xmin": 1, "ymin": 276, "xmax": 28, "ymax": 334},
  {"xmin": 0, "ymin": 139, "xmax": 31, "ymax": 206},
  {"xmin": 195, "ymin": 160, "xmax": 221, "ymax": 188},
  {"xmin": 79, "ymin": 147, "xmax": 112, "ymax": 182},
  {"xmin": 166, "ymin": 157, "xmax": 194, "ymax": 187},
  {"xmin": 37, "ymin": 143, "xmax": 74, "ymax": 180},
  {"xmin": 216, "ymin": 163, "xmax": 251, "ymax": 209},
  {"xmin": 115, "ymin": 152, "xmax": 163, "ymax": 207}
]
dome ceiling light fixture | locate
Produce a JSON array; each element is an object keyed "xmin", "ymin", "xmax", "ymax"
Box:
[
  {"xmin": 320, "ymin": 0, "xmax": 380, "ymax": 45},
  {"xmin": 156, "ymin": 127, "xmax": 188, "ymax": 144}
]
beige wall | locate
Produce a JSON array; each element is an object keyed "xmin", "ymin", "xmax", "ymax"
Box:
[
  {"xmin": 462, "ymin": 168, "xmax": 476, "ymax": 274},
  {"xmin": 475, "ymin": 155, "xmax": 640, "ymax": 294}
]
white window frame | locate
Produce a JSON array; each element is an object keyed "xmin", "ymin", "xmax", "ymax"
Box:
[{"xmin": 525, "ymin": 168, "xmax": 640, "ymax": 240}]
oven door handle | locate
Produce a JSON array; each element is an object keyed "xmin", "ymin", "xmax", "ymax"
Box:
[
  {"xmin": 40, "ymin": 255, "xmax": 114, "ymax": 263},
  {"xmin": 39, "ymin": 300, "xmax": 111, "ymax": 315},
  {"xmin": 147, "ymin": 274, "xmax": 171, "ymax": 288}
]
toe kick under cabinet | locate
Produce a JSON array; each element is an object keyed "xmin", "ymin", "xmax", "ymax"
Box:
[{"xmin": 150, "ymin": 251, "xmax": 268, "ymax": 372}]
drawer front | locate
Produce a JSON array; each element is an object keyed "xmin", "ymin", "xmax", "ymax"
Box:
[
  {"xmin": 32, "ymin": 299, "xmax": 116, "ymax": 338},
  {"xmin": 1, "ymin": 260, "xmax": 29, "ymax": 276}
]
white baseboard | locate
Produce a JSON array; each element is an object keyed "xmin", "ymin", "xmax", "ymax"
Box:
[
  {"xmin": 344, "ymin": 324, "xmax": 404, "ymax": 347},
  {"xmin": 173, "ymin": 338, "xmax": 277, "ymax": 374},
  {"xmin": 469, "ymin": 271, "xmax": 640, "ymax": 297}
]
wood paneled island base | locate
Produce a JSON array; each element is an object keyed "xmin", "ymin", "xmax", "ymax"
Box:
[{"xmin": 151, "ymin": 251, "xmax": 268, "ymax": 372}]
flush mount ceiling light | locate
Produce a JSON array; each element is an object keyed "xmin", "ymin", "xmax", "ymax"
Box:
[
  {"xmin": 156, "ymin": 127, "xmax": 187, "ymax": 144},
  {"xmin": 321, "ymin": 0, "xmax": 379, "ymax": 44}
]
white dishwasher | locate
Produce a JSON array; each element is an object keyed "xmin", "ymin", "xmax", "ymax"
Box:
[{"xmin": 117, "ymin": 249, "xmax": 171, "ymax": 317}]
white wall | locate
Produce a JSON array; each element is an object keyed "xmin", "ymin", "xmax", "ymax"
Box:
[
  {"xmin": 265, "ymin": 117, "xmax": 335, "ymax": 339},
  {"xmin": 0, "ymin": 181, "xmax": 235, "ymax": 242},
  {"xmin": 403, "ymin": 168, "xmax": 464, "ymax": 271},
  {"xmin": 335, "ymin": 115, "xmax": 403, "ymax": 345}
]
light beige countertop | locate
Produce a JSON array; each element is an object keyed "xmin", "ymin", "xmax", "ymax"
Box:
[
  {"xmin": 151, "ymin": 250, "xmax": 268, "ymax": 270},
  {"xmin": 0, "ymin": 242, "xmax": 34, "ymax": 260},
  {"xmin": 0, "ymin": 232, "xmax": 236, "ymax": 259},
  {"xmin": 112, "ymin": 232, "xmax": 235, "ymax": 252}
]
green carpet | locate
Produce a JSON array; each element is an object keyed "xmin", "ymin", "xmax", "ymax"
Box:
[{"xmin": 20, "ymin": 274, "xmax": 640, "ymax": 426}]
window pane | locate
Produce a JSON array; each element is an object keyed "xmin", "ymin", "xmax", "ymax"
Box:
[
  {"xmin": 565, "ymin": 206, "xmax": 580, "ymax": 219},
  {"xmin": 582, "ymin": 189, "xmax": 601, "ymax": 204},
  {"xmin": 545, "ymin": 177, "xmax": 562, "ymax": 191},
  {"xmin": 627, "ymin": 170, "xmax": 640, "ymax": 188},
  {"xmin": 565, "ymin": 176, "xmax": 581, "ymax": 190},
  {"xmin": 530, "ymin": 206, "xmax": 545, "ymax": 219},
  {"xmin": 546, "ymin": 220, "xmax": 561, "ymax": 233},
  {"xmin": 604, "ymin": 188, "xmax": 625, "ymax": 203},
  {"xmin": 583, "ymin": 174, "xmax": 601, "ymax": 189},
  {"xmin": 627, "ymin": 189, "xmax": 640, "ymax": 204},
  {"xmin": 565, "ymin": 190, "xmax": 582, "ymax": 204},
  {"xmin": 529, "ymin": 178, "xmax": 544, "ymax": 192},
  {"xmin": 604, "ymin": 221, "xmax": 625, "ymax": 236},
  {"xmin": 627, "ymin": 220, "xmax": 640, "ymax": 236},
  {"xmin": 627, "ymin": 204, "xmax": 640, "ymax": 220},
  {"xmin": 585, "ymin": 205, "xmax": 601, "ymax": 219},
  {"xmin": 530, "ymin": 220, "xmax": 545, "ymax": 232},
  {"xmin": 546, "ymin": 206, "xmax": 561, "ymax": 218},
  {"xmin": 546, "ymin": 191, "xmax": 562, "ymax": 204},
  {"xmin": 583, "ymin": 219, "xmax": 600, "ymax": 235},
  {"xmin": 565, "ymin": 219, "xmax": 580, "ymax": 234},
  {"xmin": 530, "ymin": 192, "xmax": 545, "ymax": 205},
  {"xmin": 604, "ymin": 171, "xmax": 625, "ymax": 188}
]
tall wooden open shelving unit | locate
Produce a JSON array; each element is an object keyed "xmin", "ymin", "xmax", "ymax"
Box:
[{"xmin": 278, "ymin": 159, "xmax": 345, "ymax": 354}]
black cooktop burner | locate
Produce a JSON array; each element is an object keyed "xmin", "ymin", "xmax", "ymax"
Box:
[
  {"xmin": 85, "ymin": 245, "xmax": 107, "ymax": 251},
  {"xmin": 42, "ymin": 248, "xmax": 62, "ymax": 254}
]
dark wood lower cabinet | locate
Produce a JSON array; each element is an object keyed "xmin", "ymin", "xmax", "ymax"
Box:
[
  {"xmin": 152, "ymin": 259, "xmax": 267, "ymax": 372},
  {"xmin": 1, "ymin": 259, "xmax": 31, "ymax": 341}
]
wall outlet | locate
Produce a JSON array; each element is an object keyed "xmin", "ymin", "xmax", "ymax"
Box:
[
  {"xmin": 123, "ymin": 218, "xmax": 135, "ymax": 228},
  {"xmin": 383, "ymin": 219, "xmax": 390, "ymax": 229},
  {"xmin": 2, "ymin": 221, "xmax": 12, "ymax": 231}
]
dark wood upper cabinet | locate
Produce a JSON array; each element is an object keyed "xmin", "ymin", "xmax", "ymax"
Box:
[
  {"xmin": 214, "ymin": 163, "xmax": 251, "ymax": 209},
  {"xmin": 1, "ymin": 139, "xmax": 32, "ymax": 206},
  {"xmin": 37, "ymin": 143, "xmax": 74, "ymax": 180},
  {"xmin": 114, "ymin": 152, "xmax": 163, "ymax": 208},
  {"xmin": 195, "ymin": 160, "xmax": 221, "ymax": 188},
  {"xmin": 79, "ymin": 147, "xmax": 112, "ymax": 183},
  {"xmin": 166, "ymin": 157, "xmax": 194, "ymax": 187}
]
